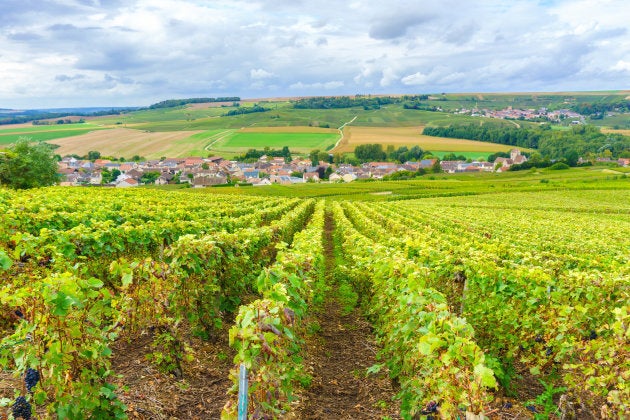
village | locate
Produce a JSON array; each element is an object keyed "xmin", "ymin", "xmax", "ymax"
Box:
[
  {"xmin": 56, "ymin": 149, "xmax": 538, "ymax": 187},
  {"xmin": 457, "ymin": 106, "xmax": 584, "ymax": 123}
]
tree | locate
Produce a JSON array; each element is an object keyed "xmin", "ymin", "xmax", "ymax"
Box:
[
  {"xmin": 0, "ymin": 138, "xmax": 58, "ymax": 189},
  {"xmin": 140, "ymin": 171, "xmax": 160, "ymax": 184},
  {"xmin": 431, "ymin": 159, "xmax": 442, "ymax": 173},
  {"xmin": 87, "ymin": 150, "xmax": 101, "ymax": 161},
  {"xmin": 309, "ymin": 149, "xmax": 320, "ymax": 166},
  {"xmin": 354, "ymin": 144, "xmax": 386, "ymax": 162}
]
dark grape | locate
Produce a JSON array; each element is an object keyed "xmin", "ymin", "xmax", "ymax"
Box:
[
  {"xmin": 526, "ymin": 405, "xmax": 537, "ymax": 413},
  {"xmin": 25, "ymin": 368, "xmax": 40, "ymax": 392},
  {"xmin": 421, "ymin": 400, "xmax": 439, "ymax": 414},
  {"xmin": 545, "ymin": 347, "xmax": 553, "ymax": 357},
  {"xmin": 534, "ymin": 334, "xmax": 544, "ymax": 343},
  {"xmin": 503, "ymin": 402, "xmax": 513, "ymax": 409},
  {"xmin": 12, "ymin": 396, "xmax": 31, "ymax": 420},
  {"xmin": 589, "ymin": 330, "xmax": 597, "ymax": 340},
  {"xmin": 14, "ymin": 309, "xmax": 25, "ymax": 319}
]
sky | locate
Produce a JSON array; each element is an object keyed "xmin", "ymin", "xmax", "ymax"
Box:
[{"xmin": 1, "ymin": 0, "xmax": 629, "ymax": 109}]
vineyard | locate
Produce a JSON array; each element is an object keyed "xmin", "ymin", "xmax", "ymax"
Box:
[{"xmin": 0, "ymin": 184, "xmax": 628, "ymax": 419}]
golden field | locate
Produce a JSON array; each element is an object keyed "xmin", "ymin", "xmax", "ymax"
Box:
[{"xmin": 332, "ymin": 126, "xmax": 520, "ymax": 154}]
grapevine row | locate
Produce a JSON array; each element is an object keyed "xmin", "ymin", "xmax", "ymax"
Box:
[
  {"xmin": 222, "ymin": 200, "xmax": 327, "ymax": 419},
  {"xmin": 332, "ymin": 202, "xmax": 497, "ymax": 419}
]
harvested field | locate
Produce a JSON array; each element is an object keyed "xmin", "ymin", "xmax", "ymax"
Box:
[
  {"xmin": 332, "ymin": 126, "xmax": 519, "ymax": 154},
  {"xmin": 602, "ymin": 127, "xmax": 630, "ymax": 136},
  {"xmin": 48, "ymin": 128, "xmax": 206, "ymax": 159}
]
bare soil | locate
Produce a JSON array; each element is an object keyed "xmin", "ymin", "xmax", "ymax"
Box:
[
  {"xmin": 293, "ymin": 212, "xmax": 401, "ymax": 419},
  {"xmin": 111, "ymin": 327, "xmax": 234, "ymax": 419}
]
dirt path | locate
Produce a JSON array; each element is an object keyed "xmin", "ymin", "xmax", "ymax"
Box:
[
  {"xmin": 295, "ymin": 211, "xmax": 400, "ymax": 419},
  {"xmin": 331, "ymin": 115, "xmax": 357, "ymax": 152}
]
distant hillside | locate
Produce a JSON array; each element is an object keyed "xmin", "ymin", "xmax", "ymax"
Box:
[{"xmin": 0, "ymin": 107, "xmax": 139, "ymax": 125}]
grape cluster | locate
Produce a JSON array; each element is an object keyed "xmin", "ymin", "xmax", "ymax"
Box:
[
  {"xmin": 25, "ymin": 368, "xmax": 40, "ymax": 392},
  {"xmin": 421, "ymin": 400, "xmax": 439, "ymax": 417},
  {"xmin": 12, "ymin": 396, "xmax": 31, "ymax": 420}
]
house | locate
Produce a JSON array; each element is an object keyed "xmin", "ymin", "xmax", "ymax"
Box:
[
  {"xmin": 119, "ymin": 163, "xmax": 134, "ymax": 173},
  {"xmin": 342, "ymin": 173, "xmax": 358, "ymax": 183},
  {"xmin": 243, "ymin": 169, "xmax": 260, "ymax": 179},
  {"xmin": 329, "ymin": 173, "xmax": 343, "ymax": 182},
  {"xmin": 184, "ymin": 157, "xmax": 204, "ymax": 166},
  {"xmin": 510, "ymin": 149, "xmax": 528, "ymax": 165},
  {"xmin": 618, "ymin": 158, "xmax": 630, "ymax": 167},
  {"xmin": 251, "ymin": 178, "xmax": 272, "ymax": 186},
  {"xmin": 303, "ymin": 172, "xmax": 320, "ymax": 182},
  {"xmin": 116, "ymin": 178, "xmax": 138, "ymax": 188},
  {"xmin": 89, "ymin": 171, "xmax": 102, "ymax": 185},
  {"xmin": 126, "ymin": 169, "xmax": 144, "ymax": 180},
  {"xmin": 440, "ymin": 161, "xmax": 462, "ymax": 173},
  {"xmin": 155, "ymin": 173, "xmax": 174, "ymax": 185},
  {"xmin": 419, "ymin": 159, "xmax": 437, "ymax": 169}
]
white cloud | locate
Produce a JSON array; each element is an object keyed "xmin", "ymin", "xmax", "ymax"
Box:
[
  {"xmin": 289, "ymin": 81, "xmax": 345, "ymax": 90},
  {"xmin": 250, "ymin": 69, "xmax": 274, "ymax": 79},
  {"xmin": 612, "ymin": 60, "xmax": 630, "ymax": 72}
]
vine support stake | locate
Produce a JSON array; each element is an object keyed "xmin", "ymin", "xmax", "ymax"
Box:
[{"xmin": 238, "ymin": 364, "xmax": 248, "ymax": 420}]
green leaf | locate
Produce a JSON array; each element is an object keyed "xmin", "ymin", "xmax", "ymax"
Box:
[
  {"xmin": 474, "ymin": 363, "xmax": 497, "ymax": 388},
  {"xmin": 366, "ymin": 364, "xmax": 383, "ymax": 375},
  {"xmin": 34, "ymin": 390, "xmax": 47, "ymax": 405},
  {"xmin": 51, "ymin": 292, "xmax": 74, "ymax": 316},
  {"xmin": 86, "ymin": 277, "xmax": 104, "ymax": 289},
  {"xmin": 100, "ymin": 385, "xmax": 116, "ymax": 399},
  {"xmin": 121, "ymin": 273, "xmax": 133, "ymax": 287},
  {"xmin": 0, "ymin": 251, "xmax": 12, "ymax": 270}
]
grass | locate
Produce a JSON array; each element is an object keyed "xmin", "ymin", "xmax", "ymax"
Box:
[
  {"xmin": 0, "ymin": 123, "xmax": 101, "ymax": 134},
  {"xmin": 0, "ymin": 127, "xmax": 105, "ymax": 145},
  {"xmin": 210, "ymin": 130, "xmax": 339, "ymax": 154}
]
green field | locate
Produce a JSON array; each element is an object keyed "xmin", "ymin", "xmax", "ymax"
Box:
[
  {"xmin": 209, "ymin": 131, "xmax": 339, "ymax": 154},
  {"xmin": 0, "ymin": 127, "xmax": 104, "ymax": 145},
  {"xmin": 0, "ymin": 123, "xmax": 104, "ymax": 145}
]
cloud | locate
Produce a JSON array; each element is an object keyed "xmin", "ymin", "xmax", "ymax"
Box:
[
  {"xmin": 612, "ymin": 60, "xmax": 630, "ymax": 72},
  {"xmin": 369, "ymin": 12, "xmax": 434, "ymax": 40},
  {"xmin": 289, "ymin": 81, "xmax": 345, "ymax": 90},
  {"xmin": 250, "ymin": 69, "xmax": 274, "ymax": 79},
  {"xmin": 0, "ymin": 0, "xmax": 629, "ymax": 108},
  {"xmin": 55, "ymin": 74, "xmax": 86, "ymax": 82}
]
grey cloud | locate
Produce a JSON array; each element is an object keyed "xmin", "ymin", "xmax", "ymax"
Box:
[
  {"xmin": 443, "ymin": 22, "xmax": 478, "ymax": 45},
  {"xmin": 7, "ymin": 32, "xmax": 42, "ymax": 42},
  {"xmin": 77, "ymin": 47, "xmax": 147, "ymax": 72},
  {"xmin": 369, "ymin": 12, "xmax": 435, "ymax": 40},
  {"xmin": 55, "ymin": 74, "xmax": 86, "ymax": 82}
]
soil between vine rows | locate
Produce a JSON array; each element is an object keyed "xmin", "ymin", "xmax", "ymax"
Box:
[
  {"xmin": 292, "ymin": 298, "xmax": 401, "ymax": 419},
  {"xmin": 111, "ymin": 326, "xmax": 234, "ymax": 419},
  {"xmin": 292, "ymin": 211, "xmax": 401, "ymax": 419}
]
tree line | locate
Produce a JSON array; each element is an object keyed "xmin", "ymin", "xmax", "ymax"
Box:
[
  {"xmin": 235, "ymin": 147, "xmax": 292, "ymax": 162},
  {"xmin": 222, "ymin": 105, "xmax": 270, "ymax": 117},
  {"xmin": 569, "ymin": 100, "xmax": 630, "ymax": 117},
  {"xmin": 423, "ymin": 124, "xmax": 630, "ymax": 159},
  {"xmin": 292, "ymin": 95, "xmax": 429, "ymax": 110},
  {"xmin": 148, "ymin": 97, "xmax": 240, "ymax": 109}
]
